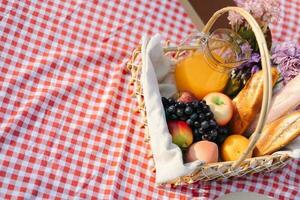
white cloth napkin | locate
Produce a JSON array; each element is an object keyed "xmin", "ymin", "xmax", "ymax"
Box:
[{"xmin": 141, "ymin": 34, "xmax": 203, "ymax": 184}]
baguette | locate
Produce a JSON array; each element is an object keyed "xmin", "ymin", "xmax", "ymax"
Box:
[
  {"xmin": 254, "ymin": 111, "xmax": 300, "ymax": 156},
  {"xmin": 230, "ymin": 68, "xmax": 279, "ymax": 135},
  {"xmin": 246, "ymin": 74, "xmax": 300, "ymax": 135}
]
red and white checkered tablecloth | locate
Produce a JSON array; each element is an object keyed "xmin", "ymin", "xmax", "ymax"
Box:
[{"xmin": 0, "ymin": 0, "xmax": 300, "ymax": 199}]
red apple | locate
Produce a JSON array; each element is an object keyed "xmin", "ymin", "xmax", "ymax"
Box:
[
  {"xmin": 203, "ymin": 92, "xmax": 233, "ymax": 126},
  {"xmin": 185, "ymin": 141, "xmax": 218, "ymax": 163},
  {"xmin": 177, "ymin": 91, "xmax": 197, "ymax": 103},
  {"xmin": 168, "ymin": 120, "xmax": 193, "ymax": 148}
]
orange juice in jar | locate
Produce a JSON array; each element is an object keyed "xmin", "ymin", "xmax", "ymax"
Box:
[{"xmin": 175, "ymin": 29, "xmax": 250, "ymax": 99}]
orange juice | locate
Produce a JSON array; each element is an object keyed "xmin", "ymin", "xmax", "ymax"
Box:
[{"xmin": 175, "ymin": 51, "xmax": 231, "ymax": 99}]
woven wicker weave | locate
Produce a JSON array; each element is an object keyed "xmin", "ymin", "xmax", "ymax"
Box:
[{"xmin": 127, "ymin": 7, "xmax": 291, "ymax": 185}]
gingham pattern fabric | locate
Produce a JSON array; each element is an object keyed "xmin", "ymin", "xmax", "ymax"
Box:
[
  {"xmin": 0, "ymin": 0, "xmax": 299, "ymax": 199},
  {"xmin": 271, "ymin": 0, "xmax": 300, "ymax": 44}
]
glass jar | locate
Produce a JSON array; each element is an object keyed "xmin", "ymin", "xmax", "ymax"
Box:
[{"xmin": 175, "ymin": 29, "xmax": 250, "ymax": 99}]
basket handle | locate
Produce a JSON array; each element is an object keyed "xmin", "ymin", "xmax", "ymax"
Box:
[{"xmin": 202, "ymin": 7, "xmax": 272, "ymax": 169}]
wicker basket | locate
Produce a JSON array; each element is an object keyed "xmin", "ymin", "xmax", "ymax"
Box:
[{"xmin": 127, "ymin": 7, "xmax": 291, "ymax": 185}]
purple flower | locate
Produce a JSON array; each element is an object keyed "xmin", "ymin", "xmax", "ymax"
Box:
[
  {"xmin": 251, "ymin": 65, "xmax": 260, "ymax": 74},
  {"xmin": 228, "ymin": 11, "xmax": 244, "ymax": 27},
  {"xmin": 240, "ymin": 42, "xmax": 252, "ymax": 59},
  {"xmin": 229, "ymin": 0, "xmax": 280, "ymax": 31},
  {"xmin": 238, "ymin": 53, "xmax": 260, "ymax": 68},
  {"xmin": 250, "ymin": 53, "xmax": 261, "ymax": 63},
  {"xmin": 272, "ymin": 42, "xmax": 300, "ymax": 84},
  {"xmin": 236, "ymin": 52, "xmax": 261, "ymax": 76}
]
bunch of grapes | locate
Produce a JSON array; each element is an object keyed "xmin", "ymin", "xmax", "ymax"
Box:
[{"xmin": 162, "ymin": 97, "xmax": 229, "ymax": 144}]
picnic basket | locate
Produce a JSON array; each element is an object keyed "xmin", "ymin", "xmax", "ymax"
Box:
[{"xmin": 127, "ymin": 7, "xmax": 291, "ymax": 185}]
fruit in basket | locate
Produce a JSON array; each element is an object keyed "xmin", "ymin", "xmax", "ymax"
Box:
[
  {"xmin": 221, "ymin": 135, "xmax": 252, "ymax": 161},
  {"xmin": 162, "ymin": 97, "xmax": 228, "ymax": 144},
  {"xmin": 185, "ymin": 141, "xmax": 218, "ymax": 163},
  {"xmin": 188, "ymin": 101, "xmax": 220, "ymax": 143},
  {"xmin": 167, "ymin": 120, "xmax": 193, "ymax": 148},
  {"xmin": 215, "ymin": 126, "xmax": 230, "ymax": 145},
  {"xmin": 203, "ymin": 92, "xmax": 233, "ymax": 126},
  {"xmin": 177, "ymin": 91, "xmax": 197, "ymax": 103}
]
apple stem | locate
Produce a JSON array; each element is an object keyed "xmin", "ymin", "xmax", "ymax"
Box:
[{"xmin": 213, "ymin": 96, "xmax": 224, "ymax": 105}]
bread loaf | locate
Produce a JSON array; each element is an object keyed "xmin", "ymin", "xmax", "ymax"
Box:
[
  {"xmin": 254, "ymin": 111, "xmax": 300, "ymax": 156},
  {"xmin": 246, "ymin": 74, "xmax": 300, "ymax": 135},
  {"xmin": 230, "ymin": 68, "xmax": 279, "ymax": 135}
]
